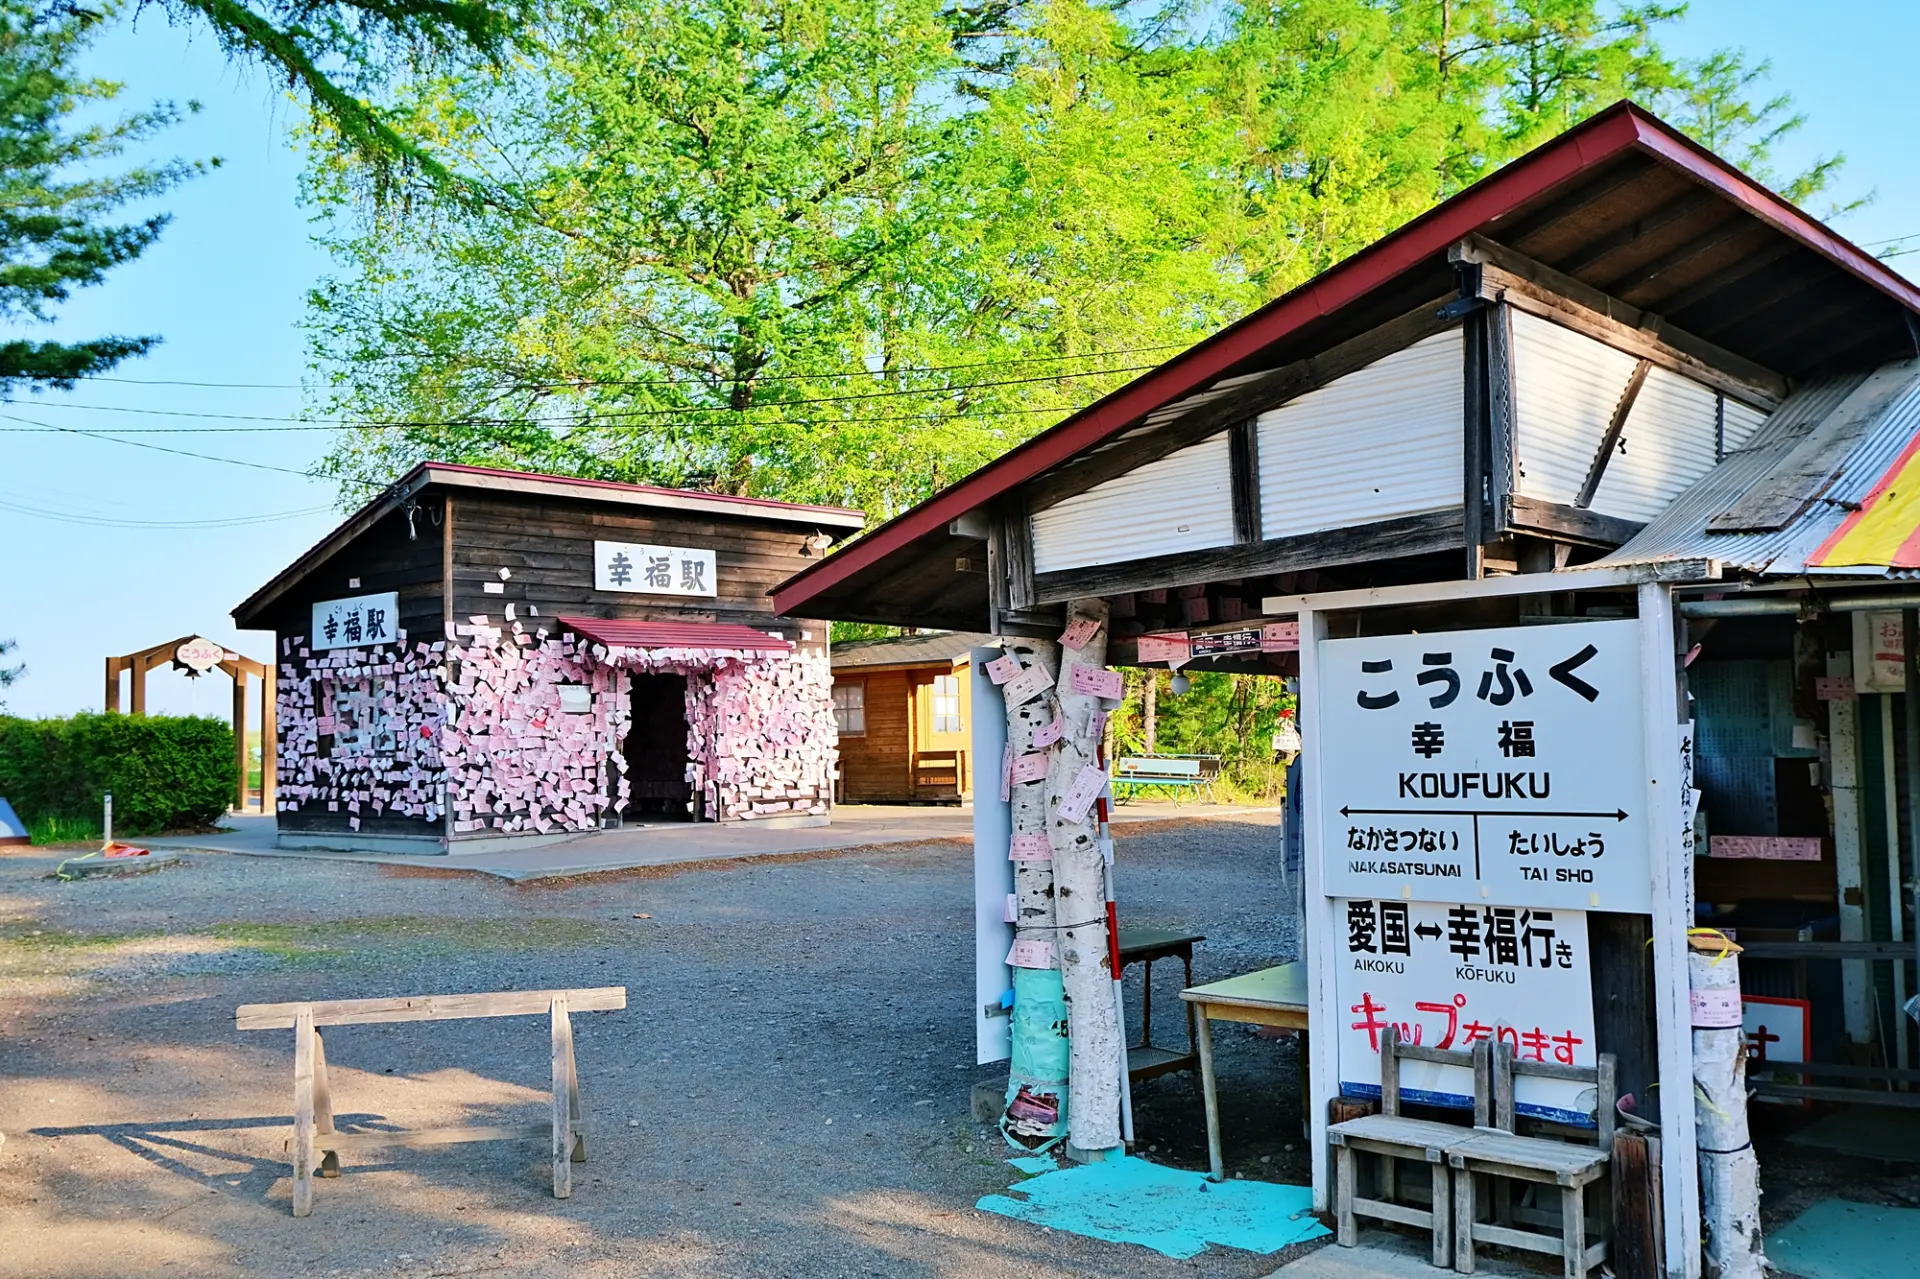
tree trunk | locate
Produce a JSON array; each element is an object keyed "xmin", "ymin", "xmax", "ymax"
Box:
[
  {"xmin": 1691, "ymin": 945, "xmax": 1766, "ymax": 1279},
  {"xmin": 1001, "ymin": 638, "xmax": 1068, "ymax": 1149},
  {"xmin": 1047, "ymin": 598, "xmax": 1123, "ymax": 1154},
  {"xmin": 1143, "ymin": 670, "xmax": 1157, "ymax": 755}
]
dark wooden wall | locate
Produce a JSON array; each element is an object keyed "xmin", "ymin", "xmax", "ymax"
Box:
[
  {"xmin": 249, "ymin": 501, "xmax": 447, "ymax": 645},
  {"xmin": 837, "ymin": 669, "xmax": 911, "ymax": 801},
  {"xmin": 449, "ymin": 491, "xmax": 829, "ymax": 659}
]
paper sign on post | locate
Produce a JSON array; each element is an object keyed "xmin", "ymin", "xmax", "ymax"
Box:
[
  {"xmin": 1086, "ymin": 708, "xmax": 1111, "ymax": 742},
  {"xmin": 1004, "ymin": 893, "xmax": 1019, "ymax": 923},
  {"xmin": 1060, "ymin": 617, "xmax": 1101, "ymax": 650},
  {"xmin": 1069, "ymin": 666, "xmax": 1124, "ymax": 700},
  {"xmin": 1011, "ymin": 752, "xmax": 1051, "ymax": 785},
  {"xmin": 984, "ymin": 653, "xmax": 1021, "ymax": 685},
  {"xmin": 1057, "ymin": 766, "xmax": 1106, "ymax": 824},
  {"xmin": 1009, "ymin": 833, "xmax": 1051, "ymax": 861},
  {"xmin": 1709, "ymin": 835, "xmax": 1822, "ymax": 861},
  {"xmin": 1033, "ymin": 713, "xmax": 1065, "ymax": 749},
  {"xmin": 1007, "ymin": 939, "xmax": 1054, "ymax": 969},
  {"xmin": 1002, "ymin": 665, "xmax": 1054, "ymax": 706}
]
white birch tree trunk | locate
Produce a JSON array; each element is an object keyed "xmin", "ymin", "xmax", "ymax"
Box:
[
  {"xmin": 1691, "ymin": 945, "xmax": 1766, "ymax": 1279},
  {"xmin": 1047, "ymin": 598, "xmax": 1123, "ymax": 1154},
  {"xmin": 1000, "ymin": 638, "xmax": 1069, "ymax": 1149}
]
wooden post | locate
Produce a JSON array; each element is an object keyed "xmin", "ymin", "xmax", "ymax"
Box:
[
  {"xmin": 550, "ymin": 993, "xmax": 573, "ymax": 1198},
  {"xmin": 1195, "ymin": 1006, "xmax": 1223, "ymax": 1180},
  {"xmin": 262, "ymin": 665, "xmax": 278, "ymax": 815},
  {"xmin": 1612, "ymin": 1128, "xmax": 1663, "ymax": 1279},
  {"xmin": 233, "ymin": 671, "xmax": 249, "ymax": 812},
  {"xmin": 313, "ymin": 1028, "xmax": 339, "ymax": 1178},
  {"xmin": 104, "ymin": 657, "xmax": 121, "ymax": 714},
  {"xmin": 130, "ymin": 653, "xmax": 148, "ymax": 715},
  {"xmin": 293, "ymin": 1007, "xmax": 316, "ymax": 1217}
]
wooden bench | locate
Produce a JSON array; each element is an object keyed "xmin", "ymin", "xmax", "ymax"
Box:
[
  {"xmin": 236, "ymin": 986, "xmax": 627, "ymax": 1217},
  {"xmin": 1449, "ymin": 1042, "xmax": 1616, "ymax": 1278},
  {"xmin": 1328, "ymin": 1026, "xmax": 1488, "ymax": 1267},
  {"xmin": 1111, "ymin": 755, "xmax": 1220, "ymax": 804}
]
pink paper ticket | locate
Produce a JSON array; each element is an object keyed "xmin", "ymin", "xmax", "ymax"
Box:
[
  {"xmin": 1002, "ymin": 665, "xmax": 1053, "ymax": 706},
  {"xmin": 984, "ymin": 652, "xmax": 1021, "ymax": 685},
  {"xmin": 1057, "ymin": 765, "xmax": 1106, "ymax": 824},
  {"xmin": 1009, "ymin": 833, "xmax": 1051, "ymax": 861},
  {"xmin": 1069, "ymin": 665, "xmax": 1123, "ymax": 700},
  {"xmin": 1011, "ymin": 752, "xmax": 1051, "ymax": 785},
  {"xmin": 1006, "ymin": 939, "xmax": 1054, "ymax": 969},
  {"xmin": 1261, "ymin": 622, "xmax": 1300, "ymax": 652},
  {"xmin": 1059, "ymin": 616, "xmax": 1101, "ymax": 650},
  {"xmin": 1033, "ymin": 713, "xmax": 1065, "ymax": 749}
]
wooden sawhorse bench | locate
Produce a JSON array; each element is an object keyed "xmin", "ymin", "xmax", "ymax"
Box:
[{"xmin": 236, "ymin": 987, "xmax": 627, "ymax": 1216}]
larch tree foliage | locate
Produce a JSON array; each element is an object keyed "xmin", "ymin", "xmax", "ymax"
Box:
[
  {"xmin": 304, "ymin": 0, "xmax": 1844, "ymax": 517},
  {"xmin": 0, "ymin": 0, "xmax": 207, "ymax": 390}
]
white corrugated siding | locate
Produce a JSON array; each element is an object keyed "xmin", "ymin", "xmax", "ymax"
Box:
[
  {"xmin": 1030, "ymin": 434, "xmax": 1233, "ymax": 573},
  {"xmin": 1511, "ymin": 308, "xmax": 1771, "ymax": 523},
  {"xmin": 1510, "ymin": 309, "xmax": 1642, "ymax": 506},
  {"xmin": 1256, "ymin": 330, "xmax": 1464, "ymax": 538},
  {"xmin": 1589, "ymin": 366, "xmax": 1722, "ymax": 524}
]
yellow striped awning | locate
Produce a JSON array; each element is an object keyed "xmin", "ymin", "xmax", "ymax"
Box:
[{"xmin": 1811, "ymin": 434, "xmax": 1920, "ymax": 569}]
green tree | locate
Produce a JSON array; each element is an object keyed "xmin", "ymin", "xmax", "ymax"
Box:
[
  {"xmin": 0, "ymin": 1, "xmax": 209, "ymax": 389},
  {"xmin": 303, "ymin": 0, "xmax": 1846, "ymax": 516}
]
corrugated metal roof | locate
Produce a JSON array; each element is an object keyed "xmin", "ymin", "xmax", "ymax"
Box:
[
  {"xmin": 1596, "ymin": 362, "xmax": 1920, "ymax": 575},
  {"xmin": 557, "ymin": 616, "xmax": 794, "ymax": 653},
  {"xmin": 1031, "ymin": 434, "xmax": 1235, "ymax": 573},
  {"xmin": 830, "ymin": 631, "xmax": 997, "ymax": 669}
]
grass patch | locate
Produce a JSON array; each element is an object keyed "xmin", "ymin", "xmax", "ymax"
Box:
[{"xmin": 30, "ymin": 814, "xmax": 101, "ymax": 846}]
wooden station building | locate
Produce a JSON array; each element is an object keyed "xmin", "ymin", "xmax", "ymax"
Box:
[
  {"xmin": 775, "ymin": 102, "xmax": 1920, "ymax": 1276},
  {"xmin": 830, "ymin": 630, "xmax": 994, "ymax": 802},
  {"xmin": 234, "ymin": 462, "xmax": 863, "ymax": 851}
]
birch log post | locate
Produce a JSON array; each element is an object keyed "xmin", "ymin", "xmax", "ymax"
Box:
[
  {"xmin": 1000, "ymin": 638, "xmax": 1070, "ymax": 1149},
  {"xmin": 1048, "ymin": 598, "xmax": 1123, "ymax": 1155},
  {"xmin": 1691, "ymin": 941, "xmax": 1766, "ymax": 1279}
]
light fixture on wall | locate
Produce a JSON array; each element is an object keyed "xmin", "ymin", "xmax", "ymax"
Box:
[
  {"xmin": 1169, "ymin": 672, "xmax": 1191, "ymax": 696},
  {"xmin": 801, "ymin": 530, "xmax": 833, "ymax": 557}
]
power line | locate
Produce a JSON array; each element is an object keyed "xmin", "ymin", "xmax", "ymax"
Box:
[
  {"xmin": 0, "ymin": 497, "xmax": 335, "ymax": 529},
  {"xmin": 0, "ymin": 412, "xmax": 377, "ymax": 488},
  {"xmin": 18, "ymin": 362, "xmax": 1156, "ymax": 429},
  {"xmin": 71, "ymin": 342, "xmax": 1193, "ymax": 392}
]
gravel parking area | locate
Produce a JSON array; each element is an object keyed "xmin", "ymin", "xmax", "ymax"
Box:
[{"xmin": 0, "ymin": 814, "xmax": 1312, "ymax": 1279}]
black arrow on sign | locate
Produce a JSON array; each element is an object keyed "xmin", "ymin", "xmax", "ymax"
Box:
[
  {"xmin": 1339, "ymin": 805, "xmax": 1629, "ymax": 821},
  {"xmin": 1414, "ymin": 922, "xmax": 1442, "ymax": 940}
]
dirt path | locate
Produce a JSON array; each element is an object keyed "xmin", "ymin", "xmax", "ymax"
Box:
[{"xmin": 0, "ymin": 817, "xmax": 1314, "ymax": 1278}]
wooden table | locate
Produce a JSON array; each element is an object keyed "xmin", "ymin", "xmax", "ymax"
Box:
[
  {"xmin": 1117, "ymin": 925, "xmax": 1204, "ymax": 1081},
  {"xmin": 1180, "ymin": 962, "xmax": 1310, "ymax": 1181}
]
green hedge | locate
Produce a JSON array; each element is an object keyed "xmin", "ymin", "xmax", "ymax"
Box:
[{"xmin": 0, "ymin": 712, "xmax": 234, "ymax": 835}]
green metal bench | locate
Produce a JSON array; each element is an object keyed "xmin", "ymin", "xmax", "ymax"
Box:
[{"xmin": 1111, "ymin": 754, "xmax": 1221, "ymax": 804}]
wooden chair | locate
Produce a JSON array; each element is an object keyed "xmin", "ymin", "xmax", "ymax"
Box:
[
  {"xmin": 1328, "ymin": 1026, "xmax": 1490, "ymax": 1267},
  {"xmin": 1447, "ymin": 1042, "xmax": 1616, "ymax": 1279}
]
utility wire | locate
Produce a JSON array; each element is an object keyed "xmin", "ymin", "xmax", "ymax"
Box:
[
  {"xmin": 0, "ymin": 497, "xmax": 335, "ymax": 528},
  {"xmin": 0, "ymin": 412, "xmax": 376, "ymax": 488},
  {"xmin": 71, "ymin": 342, "xmax": 1193, "ymax": 392}
]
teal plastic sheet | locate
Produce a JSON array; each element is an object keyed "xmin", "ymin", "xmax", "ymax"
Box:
[
  {"xmin": 978, "ymin": 1155, "xmax": 1330, "ymax": 1259},
  {"xmin": 1768, "ymin": 1199, "xmax": 1920, "ymax": 1279},
  {"xmin": 1001, "ymin": 966, "xmax": 1070, "ymax": 1150}
]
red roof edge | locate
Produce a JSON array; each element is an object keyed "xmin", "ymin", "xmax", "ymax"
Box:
[
  {"xmin": 558, "ymin": 615, "xmax": 794, "ymax": 653},
  {"xmin": 772, "ymin": 101, "xmax": 1920, "ymax": 618},
  {"xmin": 418, "ymin": 462, "xmax": 864, "ymax": 520}
]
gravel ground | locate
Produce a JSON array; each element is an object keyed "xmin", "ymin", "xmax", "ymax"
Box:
[{"xmin": 0, "ymin": 815, "xmax": 1326, "ymax": 1279}]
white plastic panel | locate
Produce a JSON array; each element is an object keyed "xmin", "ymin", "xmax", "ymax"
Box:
[
  {"xmin": 1256, "ymin": 330, "xmax": 1464, "ymax": 539},
  {"xmin": 1030, "ymin": 434, "xmax": 1233, "ymax": 574},
  {"xmin": 1589, "ymin": 367, "xmax": 1722, "ymax": 524},
  {"xmin": 1510, "ymin": 309, "xmax": 1642, "ymax": 506}
]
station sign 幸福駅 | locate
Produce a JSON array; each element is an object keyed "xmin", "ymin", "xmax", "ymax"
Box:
[{"xmin": 1318, "ymin": 619, "xmax": 1650, "ymax": 913}]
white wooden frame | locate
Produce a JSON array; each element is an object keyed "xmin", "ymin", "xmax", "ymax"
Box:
[{"xmin": 1280, "ymin": 569, "xmax": 1705, "ymax": 1279}]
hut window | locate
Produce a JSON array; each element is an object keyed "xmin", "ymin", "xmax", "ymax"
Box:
[
  {"xmin": 833, "ymin": 681, "xmax": 866, "ymax": 735},
  {"xmin": 931, "ymin": 674, "xmax": 961, "ymax": 733}
]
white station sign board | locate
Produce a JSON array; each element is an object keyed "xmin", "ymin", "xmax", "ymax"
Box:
[
  {"xmin": 1319, "ymin": 619, "xmax": 1649, "ymax": 912},
  {"xmin": 594, "ymin": 540, "xmax": 717, "ymax": 597},
  {"xmin": 312, "ymin": 592, "xmax": 401, "ymax": 651},
  {"xmin": 1334, "ymin": 897, "xmax": 1599, "ymax": 1125}
]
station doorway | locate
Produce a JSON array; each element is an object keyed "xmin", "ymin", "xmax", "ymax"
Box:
[{"xmin": 624, "ymin": 673, "xmax": 695, "ymax": 820}]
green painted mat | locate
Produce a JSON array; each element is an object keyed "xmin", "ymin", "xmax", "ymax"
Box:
[{"xmin": 1769, "ymin": 1199, "xmax": 1920, "ymax": 1279}]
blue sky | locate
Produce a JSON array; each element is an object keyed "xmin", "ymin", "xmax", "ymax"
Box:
[{"xmin": 2, "ymin": 1, "xmax": 1917, "ymax": 719}]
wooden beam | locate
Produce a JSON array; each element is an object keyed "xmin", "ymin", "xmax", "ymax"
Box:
[
  {"xmin": 235, "ymin": 986, "xmax": 629, "ymax": 1031},
  {"xmin": 1452, "ymin": 234, "xmax": 1787, "ymax": 409},
  {"xmin": 1493, "ymin": 154, "xmax": 1656, "ymax": 247},
  {"xmin": 1644, "ymin": 235, "xmax": 1803, "ymax": 320},
  {"xmin": 233, "ymin": 673, "xmax": 249, "ymax": 812},
  {"xmin": 1463, "ymin": 296, "xmax": 1491, "ymax": 577},
  {"xmin": 1228, "ymin": 418, "xmax": 1261, "ymax": 544},
  {"xmin": 262, "ymin": 664, "xmax": 277, "ymax": 815},
  {"xmin": 1576, "ymin": 358, "xmax": 1653, "ymax": 509},
  {"xmin": 1027, "ymin": 297, "xmax": 1460, "ymax": 512},
  {"xmin": 999, "ymin": 494, "xmax": 1037, "ymax": 612},
  {"xmin": 1506, "ymin": 495, "xmax": 1646, "ymax": 548},
  {"xmin": 1598, "ymin": 215, "xmax": 1768, "ymax": 300},
  {"xmin": 1488, "ymin": 305, "xmax": 1518, "ymax": 532},
  {"xmin": 441, "ymin": 494, "xmax": 456, "ymax": 642},
  {"xmin": 1030, "ymin": 509, "xmax": 1463, "ymax": 604},
  {"xmin": 104, "ymin": 656, "xmax": 121, "ymax": 714},
  {"xmin": 1555, "ymin": 187, "xmax": 1722, "ymax": 278}
]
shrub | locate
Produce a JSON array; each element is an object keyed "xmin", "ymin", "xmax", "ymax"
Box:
[{"xmin": 0, "ymin": 712, "xmax": 234, "ymax": 835}]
